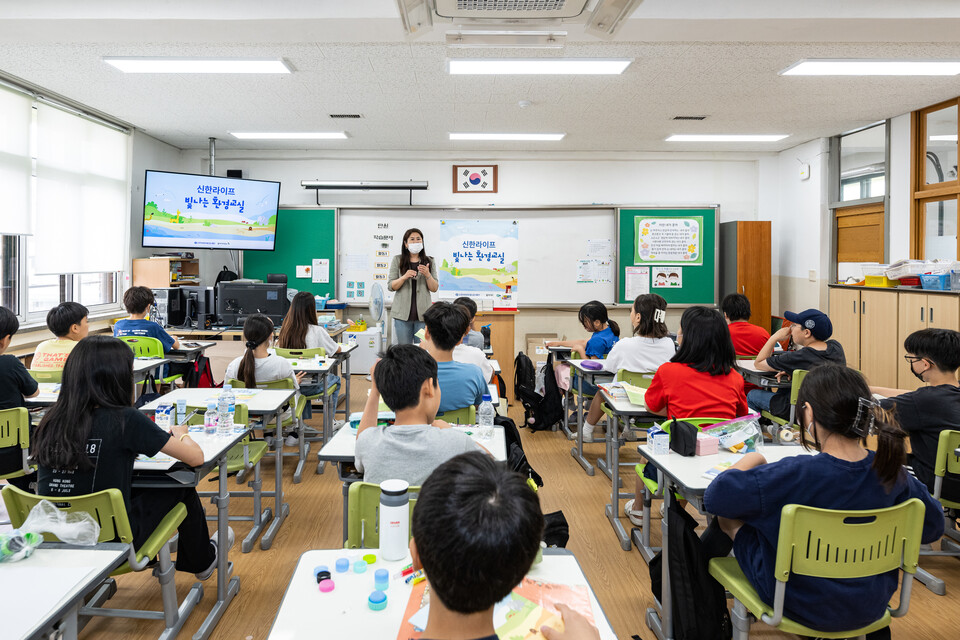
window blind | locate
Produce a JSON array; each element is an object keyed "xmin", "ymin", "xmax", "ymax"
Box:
[{"xmin": 0, "ymin": 85, "xmax": 33, "ymax": 235}]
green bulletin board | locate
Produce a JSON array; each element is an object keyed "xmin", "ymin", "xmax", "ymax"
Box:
[
  {"xmin": 242, "ymin": 208, "xmax": 337, "ymax": 298},
  {"xmin": 617, "ymin": 207, "xmax": 718, "ymax": 305}
]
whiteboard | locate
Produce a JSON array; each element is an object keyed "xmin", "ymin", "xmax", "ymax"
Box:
[{"xmin": 337, "ymin": 208, "xmax": 616, "ymax": 307}]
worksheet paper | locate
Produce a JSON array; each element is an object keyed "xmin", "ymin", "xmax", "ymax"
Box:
[
  {"xmin": 586, "ymin": 238, "xmax": 611, "ymax": 257},
  {"xmin": 312, "ymin": 258, "xmax": 330, "ymax": 283},
  {"xmin": 624, "ymin": 266, "xmax": 650, "ymax": 298},
  {"xmin": 343, "ymin": 254, "xmax": 368, "ymax": 273}
]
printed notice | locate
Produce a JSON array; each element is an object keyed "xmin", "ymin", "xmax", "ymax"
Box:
[
  {"xmin": 577, "ymin": 259, "xmax": 612, "ymax": 284},
  {"xmin": 312, "ymin": 258, "xmax": 329, "ymax": 284},
  {"xmin": 586, "ymin": 238, "xmax": 611, "ymax": 257},
  {"xmin": 625, "ymin": 266, "xmax": 650, "ymax": 299},
  {"xmin": 652, "ymin": 266, "xmax": 682, "ymax": 288},
  {"xmin": 344, "ymin": 253, "xmax": 369, "ymax": 272},
  {"xmin": 635, "ymin": 217, "xmax": 702, "ymax": 265}
]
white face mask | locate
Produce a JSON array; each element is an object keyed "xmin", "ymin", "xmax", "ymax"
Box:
[{"xmin": 408, "ymin": 242, "xmax": 423, "ymax": 254}]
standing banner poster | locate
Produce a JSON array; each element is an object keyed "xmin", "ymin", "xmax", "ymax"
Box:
[{"xmin": 438, "ymin": 219, "xmax": 519, "ymax": 309}]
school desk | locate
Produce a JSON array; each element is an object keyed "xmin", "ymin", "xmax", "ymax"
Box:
[
  {"xmin": 4, "ymin": 542, "xmax": 128, "ymax": 640},
  {"xmin": 318, "ymin": 424, "xmax": 508, "ymax": 542},
  {"xmin": 489, "ymin": 358, "xmax": 501, "ymax": 375},
  {"xmin": 566, "ymin": 360, "xmax": 615, "ymax": 476},
  {"xmin": 178, "ymin": 326, "xmax": 347, "ymax": 341},
  {"xmin": 133, "ymin": 427, "xmax": 250, "ymax": 639},
  {"xmin": 140, "ymin": 388, "xmax": 294, "ymax": 551},
  {"xmin": 735, "ymin": 359, "xmax": 781, "ymax": 389},
  {"xmin": 23, "ymin": 358, "xmax": 170, "ymax": 408},
  {"xmin": 481, "ymin": 345, "xmax": 494, "ymax": 357},
  {"xmin": 634, "ymin": 443, "xmax": 810, "ymax": 640},
  {"xmin": 267, "ymin": 548, "xmax": 617, "ymax": 640},
  {"xmin": 597, "ymin": 385, "xmax": 658, "ymax": 551},
  {"xmin": 165, "ymin": 340, "xmax": 216, "ymax": 362}
]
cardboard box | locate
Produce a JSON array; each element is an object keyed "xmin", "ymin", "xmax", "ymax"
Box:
[
  {"xmin": 696, "ymin": 433, "xmax": 720, "ymax": 456},
  {"xmin": 525, "ymin": 332, "xmax": 559, "ymax": 367}
]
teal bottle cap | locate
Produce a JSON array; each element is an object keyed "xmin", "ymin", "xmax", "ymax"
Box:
[
  {"xmin": 368, "ymin": 590, "xmax": 387, "ymax": 611},
  {"xmin": 353, "ymin": 559, "xmax": 367, "ymax": 573}
]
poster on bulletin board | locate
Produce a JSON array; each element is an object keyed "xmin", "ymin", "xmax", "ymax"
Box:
[{"xmin": 438, "ymin": 219, "xmax": 519, "ymax": 309}]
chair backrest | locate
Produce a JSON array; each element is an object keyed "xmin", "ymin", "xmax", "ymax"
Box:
[
  {"xmin": 184, "ymin": 403, "xmax": 249, "ymax": 425},
  {"xmin": 227, "ymin": 377, "xmax": 294, "ymax": 391},
  {"xmin": 660, "ymin": 417, "xmax": 726, "ymax": 434},
  {"xmin": 618, "ymin": 369, "xmax": 655, "ymax": 389},
  {"xmin": 436, "ymin": 405, "xmax": 476, "ymax": 424},
  {"xmin": 117, "ymin": 335, "xmax": 164, "ymax": 358},
  {"xmin": 29, "ymin": 369, "xmax": 62, "ymax": 383},
  {"xmin": 774, "ymin": 499, "xmax": 925, "ymax": 582},
  {"xmin": 934, "ymin": 429, "xmax": 960, "ymax": 480},
  {"xmin": 345, "ymin": 481, "xmax": 419, "ymax": 549},
  {"xmin": 0, "ymin": 407, "xmax": 29, "ymax": 449},
  {"xmin": 788, "ymin": 369, "xmax": 808, "ymax": 405},
  {"xmin": 274, "ymin": 347, "xmax": 326, "ymax": 359},
  {"xmin": 2, "ymin": 484, "xmax": 133, "ymax": 544}
]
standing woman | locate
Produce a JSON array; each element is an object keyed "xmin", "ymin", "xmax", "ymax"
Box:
[{"xmin": 388, "ymin": 228, "xmax": 438, "ymax": 345}]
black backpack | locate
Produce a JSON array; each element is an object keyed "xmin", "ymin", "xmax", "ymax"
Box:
[
  {"xmin": 215, "ymin": 265, "xmax": 239, "ymax": 285},
  {"xmin": 515, "ymin": 351, "xmax": 564, "ymax": 432},
  {"xmin": 496, "ymin": 414, "xmax": 543, "ymax": 488}
]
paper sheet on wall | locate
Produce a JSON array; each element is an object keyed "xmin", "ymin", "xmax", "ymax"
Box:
[
  {"xmin": 586, "ymin": 238, "xmax": 611, "ymax": 257},
  {"xmin": 625, "ymin": 266, "xmax": 650, "ymax": 299},
  {"xmin": 577, "ymin": 259, "xmax": 597, "ymax": 283},
  {"xmin": 652, "ymin": 266, "xmax": 682, "ymax": 288},
  {"xmin": 596, "ymin": 260, "xmax": 612, "ymax": 283},
  {"xmin": 311, "ymin": 258, "xmax": 329, "ymax": 283},
  {"xmin": 343, "ymin": 253, "xmax": 368, "ymax": 273}
]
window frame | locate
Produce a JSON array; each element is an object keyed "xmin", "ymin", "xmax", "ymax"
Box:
[{"xmin": 911, "ymin": 97, "xmax": 960, "ymax": 259}]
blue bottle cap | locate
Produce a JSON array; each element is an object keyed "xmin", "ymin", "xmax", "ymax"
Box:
[
  {"xmin": 374, "ymin": 568, "xmax": 389, "ymax": 590},
  {"xmin": 482, "ymin": 394, "xmax": 492, "ymax": 402},
  {"xmin": 368, "ymin": 590, "xmax": 387, "ymax": 611},
  {"xmin": 335, "ymin": 557, "xmax": 350, "ymax": 573},
  {"xmin": 353, "ymin": 559, "xmax": 367, "ymax": 574}
]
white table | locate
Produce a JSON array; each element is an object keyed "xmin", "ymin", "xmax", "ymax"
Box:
[
  {"xmin": 140, "ymin": 388, "xmax": 294, "ymax": 552},
  {"xmin": 567, "ymin": 360, "xmax": 615, "ymax": 476},
  {"xmin": 735, "ymin": 360, "xmax": 781, "ymax": 389},
  {"xmin": 598, "ymin": 386, "xmax": 659, "ymax": 551},
  {"xmin": 3, "ymin": 543, "xmax": 129, "ymax": 640},
  {"xmin": 133, "ymin": 357, "xmax": 172, "ymax": 385},
  {"xmin": 166, "ymin": 340, "xmax": 216, "ymax": 362},
  {"xmin": 318, "ymin": 424, "xmax": 508, "ymax": 542},
  {"xmin": 267, "ymin": 548, "xmax": 617, "ymax": 640},
  {"xmin": 481, "ymin": 345, "xmax": 494, "ymax": 358},
  {"xmin": 636, "ymin": 444, "xmax": 810, "ymax": 640},
  {"xmin": 132, "ymin": 427, "xmax": 250, "ymax": 640},
  {"xmin": 24, "ymin": 382, "xmax": 60, "ymax": 408},
  {"xmin": 489, "ymin": 358, "xmax": 501, "ymax": 375}
]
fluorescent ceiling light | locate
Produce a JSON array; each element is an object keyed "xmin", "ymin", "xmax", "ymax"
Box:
[
  {"xmin": 230, "ymin": 132, "xmax": 347, "ymax": 140},
  {"xmin": 929, "ymin": 135, "xmax": 958, "ymax": 142},
  {"xmin": 448, "ymin": 58, "xmax": 632, "ymax": 75},
  {"xmin": 781, "ymin": 59, "xmax": 960, "ymax": 76},
  {"xmin": 103, "ymin": 57, "xmax": 291, "ymax": 74},
  {"xmin": 666, "ymin": 134, "xmax": 788, "ymax": 142},
  {"xmin": 450, "ymin": 133, "xmax": 565, "ymax": 141}
]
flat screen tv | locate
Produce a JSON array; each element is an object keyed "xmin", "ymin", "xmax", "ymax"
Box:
[{"xmin": 142, "ymin": 170, "xmax": 280, "ymax": 251}]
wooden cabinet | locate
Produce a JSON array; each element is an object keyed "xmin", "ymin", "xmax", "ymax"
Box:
[
  {"xmin": 720, "ymin": 221, "xmax": 771, "ymax": 332},
  {"xmin": 475, "ymin": 311, "xmax": 516, "ymax": 402},
  {"xmin": 829, "ymin": 287, "xmax": 898, "ymax": 387},
  {"xmin": 897, "ymin": 292, "xmax": 960, "ymax": 389},
  {"xmin": 133, "ymin": 257, "xmax": 200, "ymax": 288},
  {"xmin": 829, "ymin": 286, "xmax": 861, "ymax": 368}
]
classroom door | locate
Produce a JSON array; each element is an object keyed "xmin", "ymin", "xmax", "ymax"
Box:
[{"xmin": 859, "ymin": 289, "xmax": 899, "ymax": 388}]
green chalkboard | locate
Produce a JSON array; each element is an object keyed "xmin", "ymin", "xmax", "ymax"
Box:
[
  {"xmin": 617, "ymin": 207, "xmax": 718, "ymax": 306},
  {"xmin": 242, "ymin": 208, "xmax": 337, "ymax": 298}
]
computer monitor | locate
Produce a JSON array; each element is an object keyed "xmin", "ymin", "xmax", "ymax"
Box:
[
  {"xmin": 180, "ymin": 285, "xmax": 216, "ymax": 327},
  {"xmin": 216, "ymin": 282, "xmax": 288, "ymax": 327}
]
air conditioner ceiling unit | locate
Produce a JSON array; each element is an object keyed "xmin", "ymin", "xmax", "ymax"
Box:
[{"xmin": 434, "ymin": 0, "xmax": 590, "ymax": 20}]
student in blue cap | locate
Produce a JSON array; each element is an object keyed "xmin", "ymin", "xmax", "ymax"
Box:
[{"xmin": 748, "ymin": 308, "xmax": 845, "ymax": 419}]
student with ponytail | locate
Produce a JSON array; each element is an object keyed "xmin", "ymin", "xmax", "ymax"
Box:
[
  {"xmin": 546, "ymin": 300, "xmax": 620, "ymax": 360},
  {"xmin": 224, "ymin": 315, "xmax": 304, "ymax": 445},
  {"xmin": 579, "ymin": 294, "xmax": 675, "ymax": 442},
  {"xmin": 703, "ymin": 364, "xmax": 944, "ymax": 633}
]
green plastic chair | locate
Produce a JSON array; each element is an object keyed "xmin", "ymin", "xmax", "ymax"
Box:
[
  {"xmin": 436, "ymin": 405, "xmax": 476, "ymax": 424},
  {"xmin": 226, "ymin": 377, "xmax": 306, "ymax": 429},
  {"xmin": 0, "ymin": 408, "xmax": 33, "ymax": 482},
  {"xmin": 28, "ymin": 369, "xmax": 62, "ymax": 383},
  {"xmin": 2, "ymin": 484, "xmax": 199, "ymax": 637},
  {"xmin": 708, "ymin": 499, "xmax": 925, "ymax": 639},
  {"xmin": 761, "ymin": 368, "xmax": 808, "ymax": 428},
  {"xmin": 116, "ymin": 335, "xmax": 183, "ymax": 385},
  {"xmin": 345, "ymin": 481, "xmax": 419, "ymax": 549},
  {"xmin": 917, "ymin": 429, "xmax": 960, "ymax": 590},
  {"xmin": 273, "ymin": 346, "xmax": 338, "ymax": 412}
]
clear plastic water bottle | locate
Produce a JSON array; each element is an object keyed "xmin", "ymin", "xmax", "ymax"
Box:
[
  {"xmin": 478, "ymin": 394, "xmax": 495, "ymax": 440},
  {"xmin": 203, "ymin": 402, "xmax": 218, "ymax": 435},
  {"xmin": 218, "ymin": 384, "xmax": 235, "ymax": 436}
]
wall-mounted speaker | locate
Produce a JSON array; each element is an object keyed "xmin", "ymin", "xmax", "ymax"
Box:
[{"xmin": 226, "ymin": 169, "xmax": 243, "ymax": 179}]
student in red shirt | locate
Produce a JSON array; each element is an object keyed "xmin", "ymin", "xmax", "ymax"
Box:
[
  {"xmin": 644, "ymin": 306, "xmax": 748, "ymax": 420},
  {"xmin": 721, "ymin": 293, "xmax": 770, "ymax": 356}
]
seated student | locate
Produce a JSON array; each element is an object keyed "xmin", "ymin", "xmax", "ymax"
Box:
[
  {"xmin": 113, "ymin": 286, "xmax": 182, "ymax": 351},
  {"xmin": 452, "ymin": 302, "xmax": 495, "ymax": 383},
  {"xmin": 355, "ymin": 345, "xmax": 484, "ymax": 486},
  {"xmin": 545, "ymin": 300, "xmax": 621, "ymax": 400},
  {"xmin": 871, "ymin": 328, "xmax": 960, "ymax": 504},
  {"xmin": 32, "ymin": 335, "xmax": 230, "ymax": 579},
  {"xmin": 749, "ymin": 308, "xmax": 845, "ymax": 420},
  {"xmin": 410, "ymin": 451, "xmax": 600, "ymax": 640},
  {"xmin": 580, "ymin": 293, "xmax": 675, "ymax": 443},
  {"xmin": 225, "ymin": 314, "xmax": 304, "ymax": 445},
  {"xmin": 0, "ymin": 306, "xmax": 40, "ymax": 491},
  {"xmin": 453, "ymin": 296, "xmax": 485, "ymax": 349},
  {"xmin": 644, "ymin": 306, "xmax": 747, "ymax": 420},
  {"xmin": 421, "ymin": 302, "xmax": 487, "ymax": 414},
  {"xmin": 31, "ymin": 302, "xmax": 89, "ymax": 370},
  {"xmin": 276, "ymin": 291, "xmax": 343, "ymax": 421},
  {"xmin": 721, "ymin": 293, "xmax": 770, "ymax": 356},
  {"xmin": 703, "ymin": 365, "xmax": 944, "ymax": 633}
]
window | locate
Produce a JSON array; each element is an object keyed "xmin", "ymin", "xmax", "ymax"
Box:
[
  {"xmin": 0, "ymin": 236, "xmax": 19, "ymax": 314},
  {"xmin": 923, "ymin": 103, "xmax": 958, "ymax": 186},
  {"xmin": 839, "ymin": 124, "xmax": 886, "ymax": 202},
  {"xmin": 912, "ymin": 97, "xmax": 960, "ymax": 259},
  {"xmin": 921, "ymin": 197, "xmax": 958, "ymax": 261}
]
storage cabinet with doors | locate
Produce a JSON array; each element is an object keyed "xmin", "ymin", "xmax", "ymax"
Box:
[
  {"xmin": 828, "ymin": 286, "xmax": 899, "ymax": 387},
  {"xmin": 720, "ymin": 221, "xmax": 771, "ymax": 332},
  {"xmin": 897, "ymin": 291, "xmax": 960, "ymax": 390}
]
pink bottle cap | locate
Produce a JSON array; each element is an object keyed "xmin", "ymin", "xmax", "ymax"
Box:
[{"xmin": 319, "ymin": 579, "xmax": 335, "ymax": 593}]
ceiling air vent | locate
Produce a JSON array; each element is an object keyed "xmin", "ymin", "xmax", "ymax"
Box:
[
  {"xmin": 329, "ymin": 114, "xmax": 363, "ymax": 119},
  {"xmin": 434, "ymin": 0, "xmax": 589, "ymax": 19},
  {"xmin": 673, "ymin": 116, "xmax": 707, "ymax": 121}
]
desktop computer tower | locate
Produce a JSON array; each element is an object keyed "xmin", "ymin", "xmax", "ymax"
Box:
[
  {"xmin": 151, "ymin": 287, "xmax": 186, "ymax": 327},
  {"xmin": 180, "ymin": 285, "xmax": 216, "ymax": 328}
]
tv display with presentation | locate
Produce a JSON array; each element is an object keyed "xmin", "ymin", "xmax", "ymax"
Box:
[{"xmin": 142, "ymin": 170, "xmax": 280, "ymax": 251}]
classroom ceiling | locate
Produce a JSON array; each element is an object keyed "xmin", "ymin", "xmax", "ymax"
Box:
[{"xmin": 3, "ymin": 1, "xmax": 960, "ymax": 153}]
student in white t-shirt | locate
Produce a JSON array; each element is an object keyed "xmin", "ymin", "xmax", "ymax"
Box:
[
  {"xmin": 224, "ymin": 314, "xmax": 304, "ymax": 445},
  {"xmin": 277, "ymin": 292, "xmax": 346, "ymax": 421},
  {"xmin": 452, "ymin": 301, "xmax": 495, "ymax": 383},
  {"xmin": 581, "ymin": 293, "xmax": 675, "ymax": 442}
]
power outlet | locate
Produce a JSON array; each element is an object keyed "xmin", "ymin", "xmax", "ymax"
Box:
[{"xmin": 808, "ymin": 269, "xmax": 817, "ymax": 282}]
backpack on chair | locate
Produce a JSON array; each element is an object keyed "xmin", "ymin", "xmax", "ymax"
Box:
[{"xmin": 515, "ymin": 351, "xmax": 563, "ymax": 432}]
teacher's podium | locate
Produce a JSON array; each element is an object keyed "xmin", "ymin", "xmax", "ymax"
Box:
[{"xmin": 476, "ymin": 310, "xmax": 516, "ymax": 402}]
